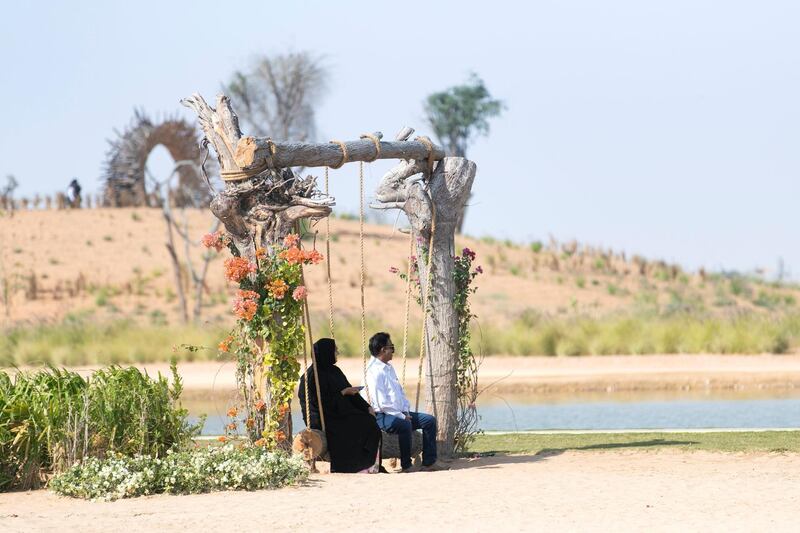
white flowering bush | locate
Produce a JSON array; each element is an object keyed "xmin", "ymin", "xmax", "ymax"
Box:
[{"xmin": 49, "ymin": 445, "xmax": 308, "ymax": 500}]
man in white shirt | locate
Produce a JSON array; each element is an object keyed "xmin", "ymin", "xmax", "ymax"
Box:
[{"xmin": 361, "ymin": 332, "xmax": 442, "ymax": 471}]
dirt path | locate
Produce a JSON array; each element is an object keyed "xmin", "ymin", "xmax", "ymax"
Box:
[
  {"xmin": 1, "ymin": 451, "xmax": 798, "ymax": 532},
  {"xmin": 25, "ymin": 354, "xmax": 800, "ymax": 394}
]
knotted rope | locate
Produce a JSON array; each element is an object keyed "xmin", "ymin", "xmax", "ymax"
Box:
[{"xmin": 329, "ymin": 140, "xmax": 349, "ymax": 169}]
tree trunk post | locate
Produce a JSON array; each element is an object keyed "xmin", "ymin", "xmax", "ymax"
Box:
[
  {"xmin": 182, "ymin": 93, "xmax": 335, "ymax": 450},
  {"xmin": 374, "ymin": 155, "xmax": 477, "ymax": 458}
]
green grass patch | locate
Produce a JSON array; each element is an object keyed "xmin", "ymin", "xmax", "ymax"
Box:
[
  {"xmin": 472, "ymin": 311, "xmax": 800, "ymax": 356},
  {"xmin": 468, "ymin": 431, "xmax": 800, "ymax": 455},
  {"xmin": 0, "ymin": 316, "xmax": 227, "ymax": 366},
  {"xmin": 3, "ymin": 308, "xmax": 800, "ymax": 366}
]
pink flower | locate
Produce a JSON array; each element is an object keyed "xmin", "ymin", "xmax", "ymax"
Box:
[
  {"xmin": 283, "ymin": 234, "xmax": 300, "ymax": 248},
  {"xmin": 201, "ymin": 230, "xmax": 229, "ymax": 252},
  {"xmin": 292, "ymin": 286, "xmax": 307, "ymax": 301},
  {"xmin": 389, "ymin": 266, "xmax": 399, "ymax": 274}
]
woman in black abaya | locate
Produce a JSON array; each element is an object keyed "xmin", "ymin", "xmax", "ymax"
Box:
[{"xmin": 298, "ymin": 338, "xmax": 381, "ymax": 473}]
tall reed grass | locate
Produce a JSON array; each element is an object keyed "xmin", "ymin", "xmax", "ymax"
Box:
[
  {"xmin": 2, "ymin": 311, "xmax": 798, "ymax": 369},
  {"xmin": 473, "ymin": 311, "xmax": 800, "ymax": 356},
  {"xmin": 0, "ymin": 363, "xmax": 200, "ymax": 490}
]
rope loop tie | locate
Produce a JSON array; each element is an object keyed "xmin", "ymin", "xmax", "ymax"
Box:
[
  {"xmin": 329, "ymin": 140, "xmax": 349, "ymax": 169},
  {"xmin": 220, "ymin": 137, "xmax": 278, "ymax": 182},
  {"xmin": 359, "ymin": 133, "xmax": 382, "ymax": 162}
]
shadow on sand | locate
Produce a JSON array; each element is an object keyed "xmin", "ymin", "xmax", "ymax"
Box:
[{"xmin": 450, "ymin": 438, "xmax": 699, "ymax": 470}]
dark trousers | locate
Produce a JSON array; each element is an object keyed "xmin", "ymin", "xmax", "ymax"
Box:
[{"xmin": 376, "ymin": 411, "xmax": 437, "ymax": 469}]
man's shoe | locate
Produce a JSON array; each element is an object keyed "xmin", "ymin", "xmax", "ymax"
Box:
[{"xmin": 421, "ymin": 462, "xmax": 449, "ymax": 472}]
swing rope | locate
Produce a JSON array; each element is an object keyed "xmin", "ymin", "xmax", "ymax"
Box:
[
  {"xmin": 358, "ymin": 160, "xmax": 373, "ymax": 406},
  {"xmin": 296, "ymin": 222, "xmax": 326, "ymax": 434},
  {"xmin": 413, "ymin": 136, "xmax": 438, "ymax": 411},
  {"xmin": 400, "ymin": 233, "xmax": 413, "ymax": 386},
  {"xmin": 324, "ymin": 166, "xmax": 335, "ymax": 339},
  {"xmin": 414, "ymin": 201, "xmax": 437, "ymax": 412}
]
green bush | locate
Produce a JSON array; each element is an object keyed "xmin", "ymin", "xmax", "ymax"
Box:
[
  {"xmin": 49, "ymin": 445, "xmax": 307, "ymax": 501},
  {"xmin": 0, "ymin": 363, "xmax": 201, "ymax": 491}
]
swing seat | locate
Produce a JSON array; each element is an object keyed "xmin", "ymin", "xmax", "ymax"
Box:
[{"xmin": 292, "ymin": 428, "xmax": 423, "ymax": 461}]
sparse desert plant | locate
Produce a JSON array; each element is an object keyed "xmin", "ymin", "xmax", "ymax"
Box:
[
  {"xmin": 729, "ymin": 276, "xmax": 751, "ymax": 297},
  {"xmin": 530, "ymin": 241, "xmax": 543, "ymax": 253}
]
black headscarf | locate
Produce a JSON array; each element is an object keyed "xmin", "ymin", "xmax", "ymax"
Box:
[
  {"xmin": 298, "ymin": 337, "xmax": 381, "ymax": 473},
  {"xmin": 313, "ymin": 338, "xmax": 337, "ymax": 367}
]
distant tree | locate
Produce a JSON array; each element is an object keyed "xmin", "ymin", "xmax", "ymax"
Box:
[
  {"xmin": 225, "ymin": 52, "xmax": 328, "ymax": 141},
  {"xmin": 424, "ymin": 74, "xmax": 504, "ymax": 232},
  {"xmin": 1, "ymin": 174, "xmax": 18, "ymax": 213}
]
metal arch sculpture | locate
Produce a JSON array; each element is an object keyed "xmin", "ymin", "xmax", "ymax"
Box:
[{"xmin": 102, "ymin": 110, "xmax": 211, "ymax": 207}]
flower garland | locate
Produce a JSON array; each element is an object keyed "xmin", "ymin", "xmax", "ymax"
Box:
[{"xmin": 204, "ymin": 230, "xmax": 322, "ymax": 449}]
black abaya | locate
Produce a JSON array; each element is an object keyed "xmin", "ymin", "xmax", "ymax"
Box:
[{"xmin": 298, "ymin": 339, "xmax": 381, "ymax": 473}]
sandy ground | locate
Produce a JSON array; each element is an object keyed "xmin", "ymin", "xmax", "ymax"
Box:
[
  {"xmin": 1, "ymin": 450, "xmax": 798, "ymax": 532},
  {"xmin": 32, "ymin": 353, "xmax": 800, "ymax": 395}
]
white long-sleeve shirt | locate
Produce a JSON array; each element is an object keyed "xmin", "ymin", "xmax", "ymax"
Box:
[{"xmin": 361, "ymin": 356, "xmax": 411, "ymax": 419}]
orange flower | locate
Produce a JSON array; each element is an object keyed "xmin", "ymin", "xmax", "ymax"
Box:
[
  {"xmin": 275, "ymin": 430, "xmax": 287, "ymax": 442},
  {"xmin": 254, "ymin": 400, "xmax": 266, "ymax": 412},
  {"xmin": 304, "ymin": 249, "xmax": 323, "ymax": 264},
  {"xmin": 255, "ymin": 247, "xmax": 267, "ymax": 260},
  {"xmin": 217, "ymin": 436, "xmax": 228, "ymax": 443},
  {"xmin": 267, "ymin": 279, "xmax": 289, "ymax": 300},
  {"xmin": 245, "ymin": 417, "xmax": 255, "ymax": 429},
  {"xmin": 278, "ymin": 403, "xmax": 290, "ymax": 417},
  {"xmin": 233, "ymin": 298, "xmax": 258, "ymax": 321},
  {"xmin": 226, "ymin": 422, "xmax": 237, "ymax": 431},
  {"xmin": 227, "ymin": 406, "xmax": 238, "ymax": 418},
  {"xmin": 254, "ymin": 438, "xmax": 267, "ymax": 447},
  {"xmin": 278, "ymin": 246, "xmax": 304, "ymax": 265},
  {"xmin": 201, "ymin": 230, "xmax": 229, "ymax": 252},
  {"xmin": 237, "ymin": 289, "xmax": 259, "ymax": 300},
  {"xmin": 224, "ymin": 257, "xmax": 256, "ymax": 282},
  {"xmin": 283, "ymin": 234, "xmax": 300, "ymax": 248},
  {"xmin": 218, "ymin": 335, "xmax": 233, "ymax": 353}
]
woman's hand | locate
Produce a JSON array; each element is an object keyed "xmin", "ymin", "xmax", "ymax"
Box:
[{"xmin": 340, "ymin": 386, "xmax": 361, "ymax": 396}]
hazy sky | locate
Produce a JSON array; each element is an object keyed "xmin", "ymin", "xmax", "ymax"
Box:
[{"xmin": 1, "ymin": 1, "xmax": 798, "ymax": 278}]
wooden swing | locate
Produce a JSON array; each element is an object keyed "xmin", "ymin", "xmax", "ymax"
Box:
[{"xmin": 292, "ymin": 134, "xmax": 437, "ymax": 465}]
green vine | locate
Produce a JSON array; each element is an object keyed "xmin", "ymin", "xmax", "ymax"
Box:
[
  {"xmin": 392, "ymin": 245, "xmax": 483, "ymax": 451},
  {"xmin": 203, "ymin": 231, "xmax": 322, "ymax": 449}
]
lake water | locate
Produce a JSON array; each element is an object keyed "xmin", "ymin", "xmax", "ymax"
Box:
[{"xmin": 184, "ymin": 389, "xmax": 800, "ymax": 435}]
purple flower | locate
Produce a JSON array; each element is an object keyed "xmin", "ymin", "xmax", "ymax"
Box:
[
  {"xmin": 462, "ymin": 247, "xmax": 476, "ymax": 260},
  {"xmin": 389, "ymin": 266, "xmax": 399, "ymax": 274},
  {"xmin": 475, "ymin": 265, "xmax": 483, "ymax": 274}
]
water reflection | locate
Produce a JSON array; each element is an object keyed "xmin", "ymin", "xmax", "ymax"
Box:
[{"xmin": 182, "ymin": 388, "xmax": 800, "ymax": 435}]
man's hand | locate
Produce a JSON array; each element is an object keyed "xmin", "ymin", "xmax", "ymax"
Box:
[
  {"xmin": 368, "ymin": 407, "xmax": 376, "ymax": 416},
  {"xmin": 340, "ymin": 386, "xmax": 361, "ymax": 396}
]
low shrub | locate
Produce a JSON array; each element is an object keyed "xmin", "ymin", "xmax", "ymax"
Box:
[
  {"xmin": 0, "ymin": 363, "xmax": 201, "ymax": 491},
  {"xmin": 49, "ymin": 445, "xmax": 308, "ymax": 501}
]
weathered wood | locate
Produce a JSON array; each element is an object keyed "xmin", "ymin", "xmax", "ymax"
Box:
[
  {"xmin": 182, "ymin": 93, "xmax": 335, "ymax": 452},
  {"xmin": 233, "ymin": 136, "xmax": 445, "ymax": 171}
]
